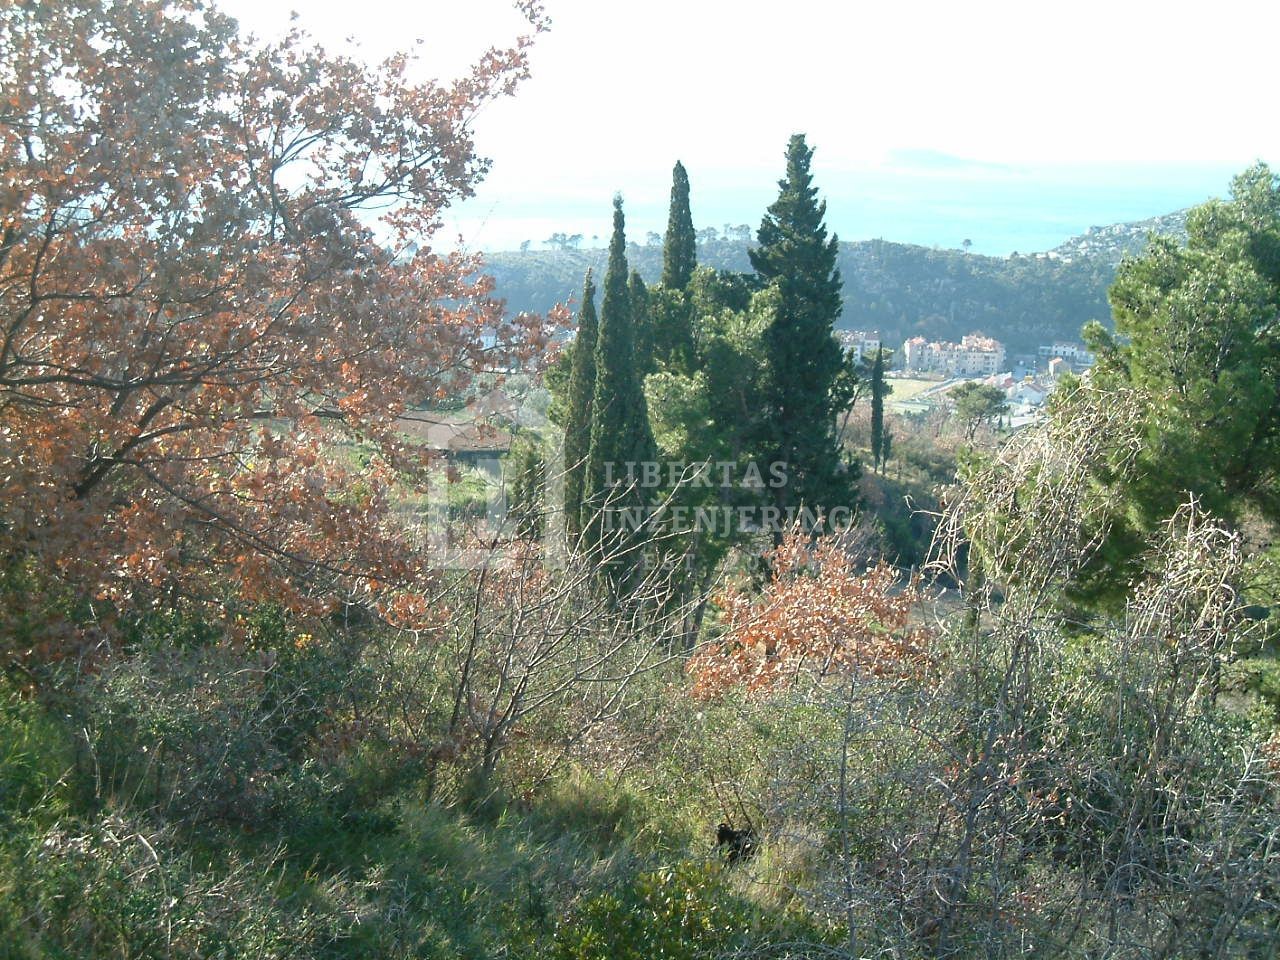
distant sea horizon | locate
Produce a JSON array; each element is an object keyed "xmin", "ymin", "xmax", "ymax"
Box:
[{"xmin": 445, "ymin": 158, "xmax": 1250, "ymax": 258}]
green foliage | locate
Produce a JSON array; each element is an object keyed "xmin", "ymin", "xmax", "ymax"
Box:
[
  {"xmin": 1100, "ymin": 163, "xmax": 1280, "ymax": 524},
  {"xmin": 544, "ymin": 346, "xmax": 572, "ymax": 427},
  {"xmin": 0, "ymin": 684, "xmax": 72, "ymax": 822},
  {"xmin": 949, "ymin": 381, "xmax": 1008, "ymax": 440},
  {"xmin": 0, "ymin": 623, "xmax": 828, "ymax": 959},
  {"xmin": 1, "ymin": 815, "xmax": 349, "ymax": 960},
  {"xmin": 5, "ymin": 563, "xmax": 1276, "ymax": 959},
  {"xmin": 627, "ymin": 269, "xmax": 652, "ymax": 375},
  {"xmin": 649, "ymin": 281, "xmax": 771, "ymax": 468},
  {"xmin": 750, "ymin": 134, "xmax": 859, "ymax": 523},
  {"xmin": 1067, "ymin": 164, "xmax": 1280, "ymax": 606},
  {"xmin": 0, "ymin": 615, "xmax": 694, "ymax": 959},
  {"xmin": 547, "ymin": 861, "xmax": 818, "ymax": 960},
  {"xmin": 661, "ymin": 161, "xmax": 697, "ymax": 291},
  {"xmin": 563, "ymin": 270, "xmax": 599, "ymax": 540},
  {"xmin": 1, "ymin": 555, "xmax": 93, "ymax": 677},
  {"xmin": 750, "ymin": 135, "xmax": 844, "ymax": 332},
  {"xmin": 1232, "ymin": 655, "xmax": 1280, "ymax": 730},
  {"xmin": 862, "ymin": 472, "xmax": 939, "ymax": 566},
  {"xmin": 644, "ymin": 285, "xmax": 695, "ymax": 375},
  {"xmin": 586, "ymin": 196, "xmax": 656, "ymax": 553},
  {"xmin": 445, "ymin": 467, "xmax": 492, "ymax": 520},
  {"xmin": 79, "ymin": 615, "xmax": 374, "ymax": 825},
  {"xmin": 644, "ymin": 281, "xmax": 777, "ymax": 595},
  {"xmin": 644, "ymin": 265, "xmax": 750, "ymax": 380},
  {"xmin": 507, "ymin": 434, "xmax": 547, "ymax": 541},
  {"xmin": 690, "ymin": 265, "xmax": 754, "ymax": 316},
  {"xmin": 869, "ymin": 347, "xmax": 889, "ymax": 471}
]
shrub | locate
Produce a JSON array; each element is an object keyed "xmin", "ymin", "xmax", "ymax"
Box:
[
  {"xmin": 1, "ymin": 812, "xmax": 349, "ymax": 959},
  {"xmin": 547, "ymin": 860, "xmax": 817, "ymax": 960},
  {"xmin": 76, "ymin": 609, "xmax": 380, "ymax": 827},
  {"xmin": 0, "ymin": 685, "xmax": 72, "ymax": 822}
]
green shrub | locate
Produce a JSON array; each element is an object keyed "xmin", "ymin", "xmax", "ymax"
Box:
[
  {"xmin": 445, "ymin": 469, "xmax": 494, "ymax": 520},
  {"xmin": 0, "ymin": 686, "xmax": 71, "ymax": 822},
  {"xmin": 1232, "ymin": 655, "xmax": 1280, "ymax": 731},
  {"xmin": 0, "ymin": 812, "xmax": 351, "ymax": 960},
  {"xmin": 76, "ymin": 609, "xmax": 381, "ymax": 827},
  {"xmin": 547, "ymin": 860, "xmax": 823, "ymax": 960}
]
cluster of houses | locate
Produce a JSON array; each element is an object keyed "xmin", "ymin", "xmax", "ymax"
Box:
[
  {"xmin": 978, "ymin": 372, "xmax": 1052, "ymax": 414},
  {"xmin": 1036, "ymin": 340, "xmax": 1094, "ymax": 371},
  {"xmin": 902, "ymin": 333, "xmax": 1006, "ymax": 377},
  {"xmin": 838, "ymin": 328, "xmax": 1094, "ymax": 417}
]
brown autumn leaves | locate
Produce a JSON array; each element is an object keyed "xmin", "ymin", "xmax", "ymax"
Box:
[
  {"xmin": 1, "ymin": 0, "xmax": 559, "ymax": 652},
  {"xmin": 1, "ymin": 0, "xmax": 924, "ymax": 696}
]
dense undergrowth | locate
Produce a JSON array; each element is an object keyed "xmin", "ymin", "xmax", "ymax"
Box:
[
  {"xmin": 4, "ymin": 561, "xmax": 1279, "ymax": 959},
  {"xmin": 0, "ymin": 604, "xmax": 841, "ymax": 960}
]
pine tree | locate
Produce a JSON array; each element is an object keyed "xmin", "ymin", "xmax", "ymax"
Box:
[
  {"xmin": 587, "ymin": 195, "xmax": 656, "ymax": 555},
  {"xmin": 870, "ymin": 348, "xmax": 885, "ymax": 473},
  {"xmin": 750, "ymin": 134, "xmax": 855, "ymax": 528},
  {"xmin": 1065, "ymin": 163, "xmax": 1280, "ymax": 609},
  {"xmin": 563, "ymin": 269, "xmax": 598, "ymax": 540},
  {"xmin": 661, "ymin": 161, "xmax": 696, "ymax": 290}
]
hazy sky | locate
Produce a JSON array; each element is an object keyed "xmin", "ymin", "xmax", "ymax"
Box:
[{"xmin": 215, "ymin": 0, "xmax": 1280, "ymax": 254}]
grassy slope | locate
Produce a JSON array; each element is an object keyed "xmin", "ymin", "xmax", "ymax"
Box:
[{"xmin": 0, "ymin": 664, "xmax": 836, "ymax": 960}]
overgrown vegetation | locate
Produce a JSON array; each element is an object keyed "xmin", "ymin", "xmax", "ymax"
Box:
[{"xmin": 3, "ymin": 2, "xmax": 1279, "ymax": 958}]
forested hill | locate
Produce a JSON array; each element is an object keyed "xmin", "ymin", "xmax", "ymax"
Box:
[{"xmin": 482, "ymin": 213, "xmax": 1187, "ymax": 354}]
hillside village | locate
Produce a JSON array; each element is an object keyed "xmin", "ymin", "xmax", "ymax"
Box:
[{"xmin": 838, "ymin": 327, "xmax": 1092, "ymax": 421}]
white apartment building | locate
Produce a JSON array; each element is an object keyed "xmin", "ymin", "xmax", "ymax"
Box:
[
  {"xmin": 837, "ymin": 329, "xmax": 882, "ymax": 363},
  {"xmin": 904, "ymin": 332, "xmax": 1006, "ymax": 377},
  {"xmin": 1037, "ymin": 341, "xmax": 1093, "ymax": 367}
]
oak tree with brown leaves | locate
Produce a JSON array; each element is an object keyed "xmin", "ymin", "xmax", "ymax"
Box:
[
  {"xmin": 688, "ymin": 530, "xmax": 928, "ymax": 698},
  {"xmin": 0, "ymin": 0, "xmax": 560, "ymax": 660}
]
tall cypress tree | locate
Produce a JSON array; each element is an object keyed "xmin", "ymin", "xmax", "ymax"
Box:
[
  {"xmin": 563, "ymin": 269, "xmax": 598, "ymax": 541},
  {"xmin": 661, "ymin": 161, "xmax": 696, "ymax": 290},
  {"xmin": 750, "ymin": 134, "xmax": 854, "ymax": 529},
  {"xmin": 628, "ymin": 270, "xmax": 652, "ymax": 375},
  {"xmin": 869, "ymin": 348, "xmax": 885, "ymax": 473},
  {"xmin": 646, "ymin": 162, "xmax": 698, "ymax": 375},
  {"xmin": 587, "ymin": 195, "xmax": 656, "ymax": 553}
]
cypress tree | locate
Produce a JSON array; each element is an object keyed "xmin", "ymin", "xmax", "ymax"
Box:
[
  {"xmin": 507, "ymin": 437, "xmax": 545, "ymax": 541},
  {"xmin": 563, "ymin": 269, "xmax": 598, "ymax": 541},
  {"xmin": 646, "ymin": 162, "xmax": 698, "ymax": 375},
  {"xmin": 870, "ymin": 348, "xmax": 885, "ymax": 473},
  {"xmin": 750, "ymin": 134, "xmax": 854, "ymax": 529},
  {"xmin": 587, "ymin": 195, "xmax": 656, "ymax": 554},
  {"xmin": 661, "ymin": 161, "xmax": 696, "ymax": 290},
  {"xmin": 629, "ymin": 270, "xmax": 652, "ymax": 375}
]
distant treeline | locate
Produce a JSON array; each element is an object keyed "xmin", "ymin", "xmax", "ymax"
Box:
[{"xmin": 485, "ymin": 237, "xmax": 1120, "ymax": 355}]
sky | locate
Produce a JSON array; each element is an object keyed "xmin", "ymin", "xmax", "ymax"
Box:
[{"xmin": 215, "ymin": 0, "xmax": 1280, "ymax": 255}]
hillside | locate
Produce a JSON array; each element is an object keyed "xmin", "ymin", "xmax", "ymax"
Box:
[
  {"xmin": 1046, "ymin": 209, "xmax": 1189, "ymax": 264},
  {"xmin": 483, "ymin": 213, "xmax": 1189, "ymax": 354}
]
